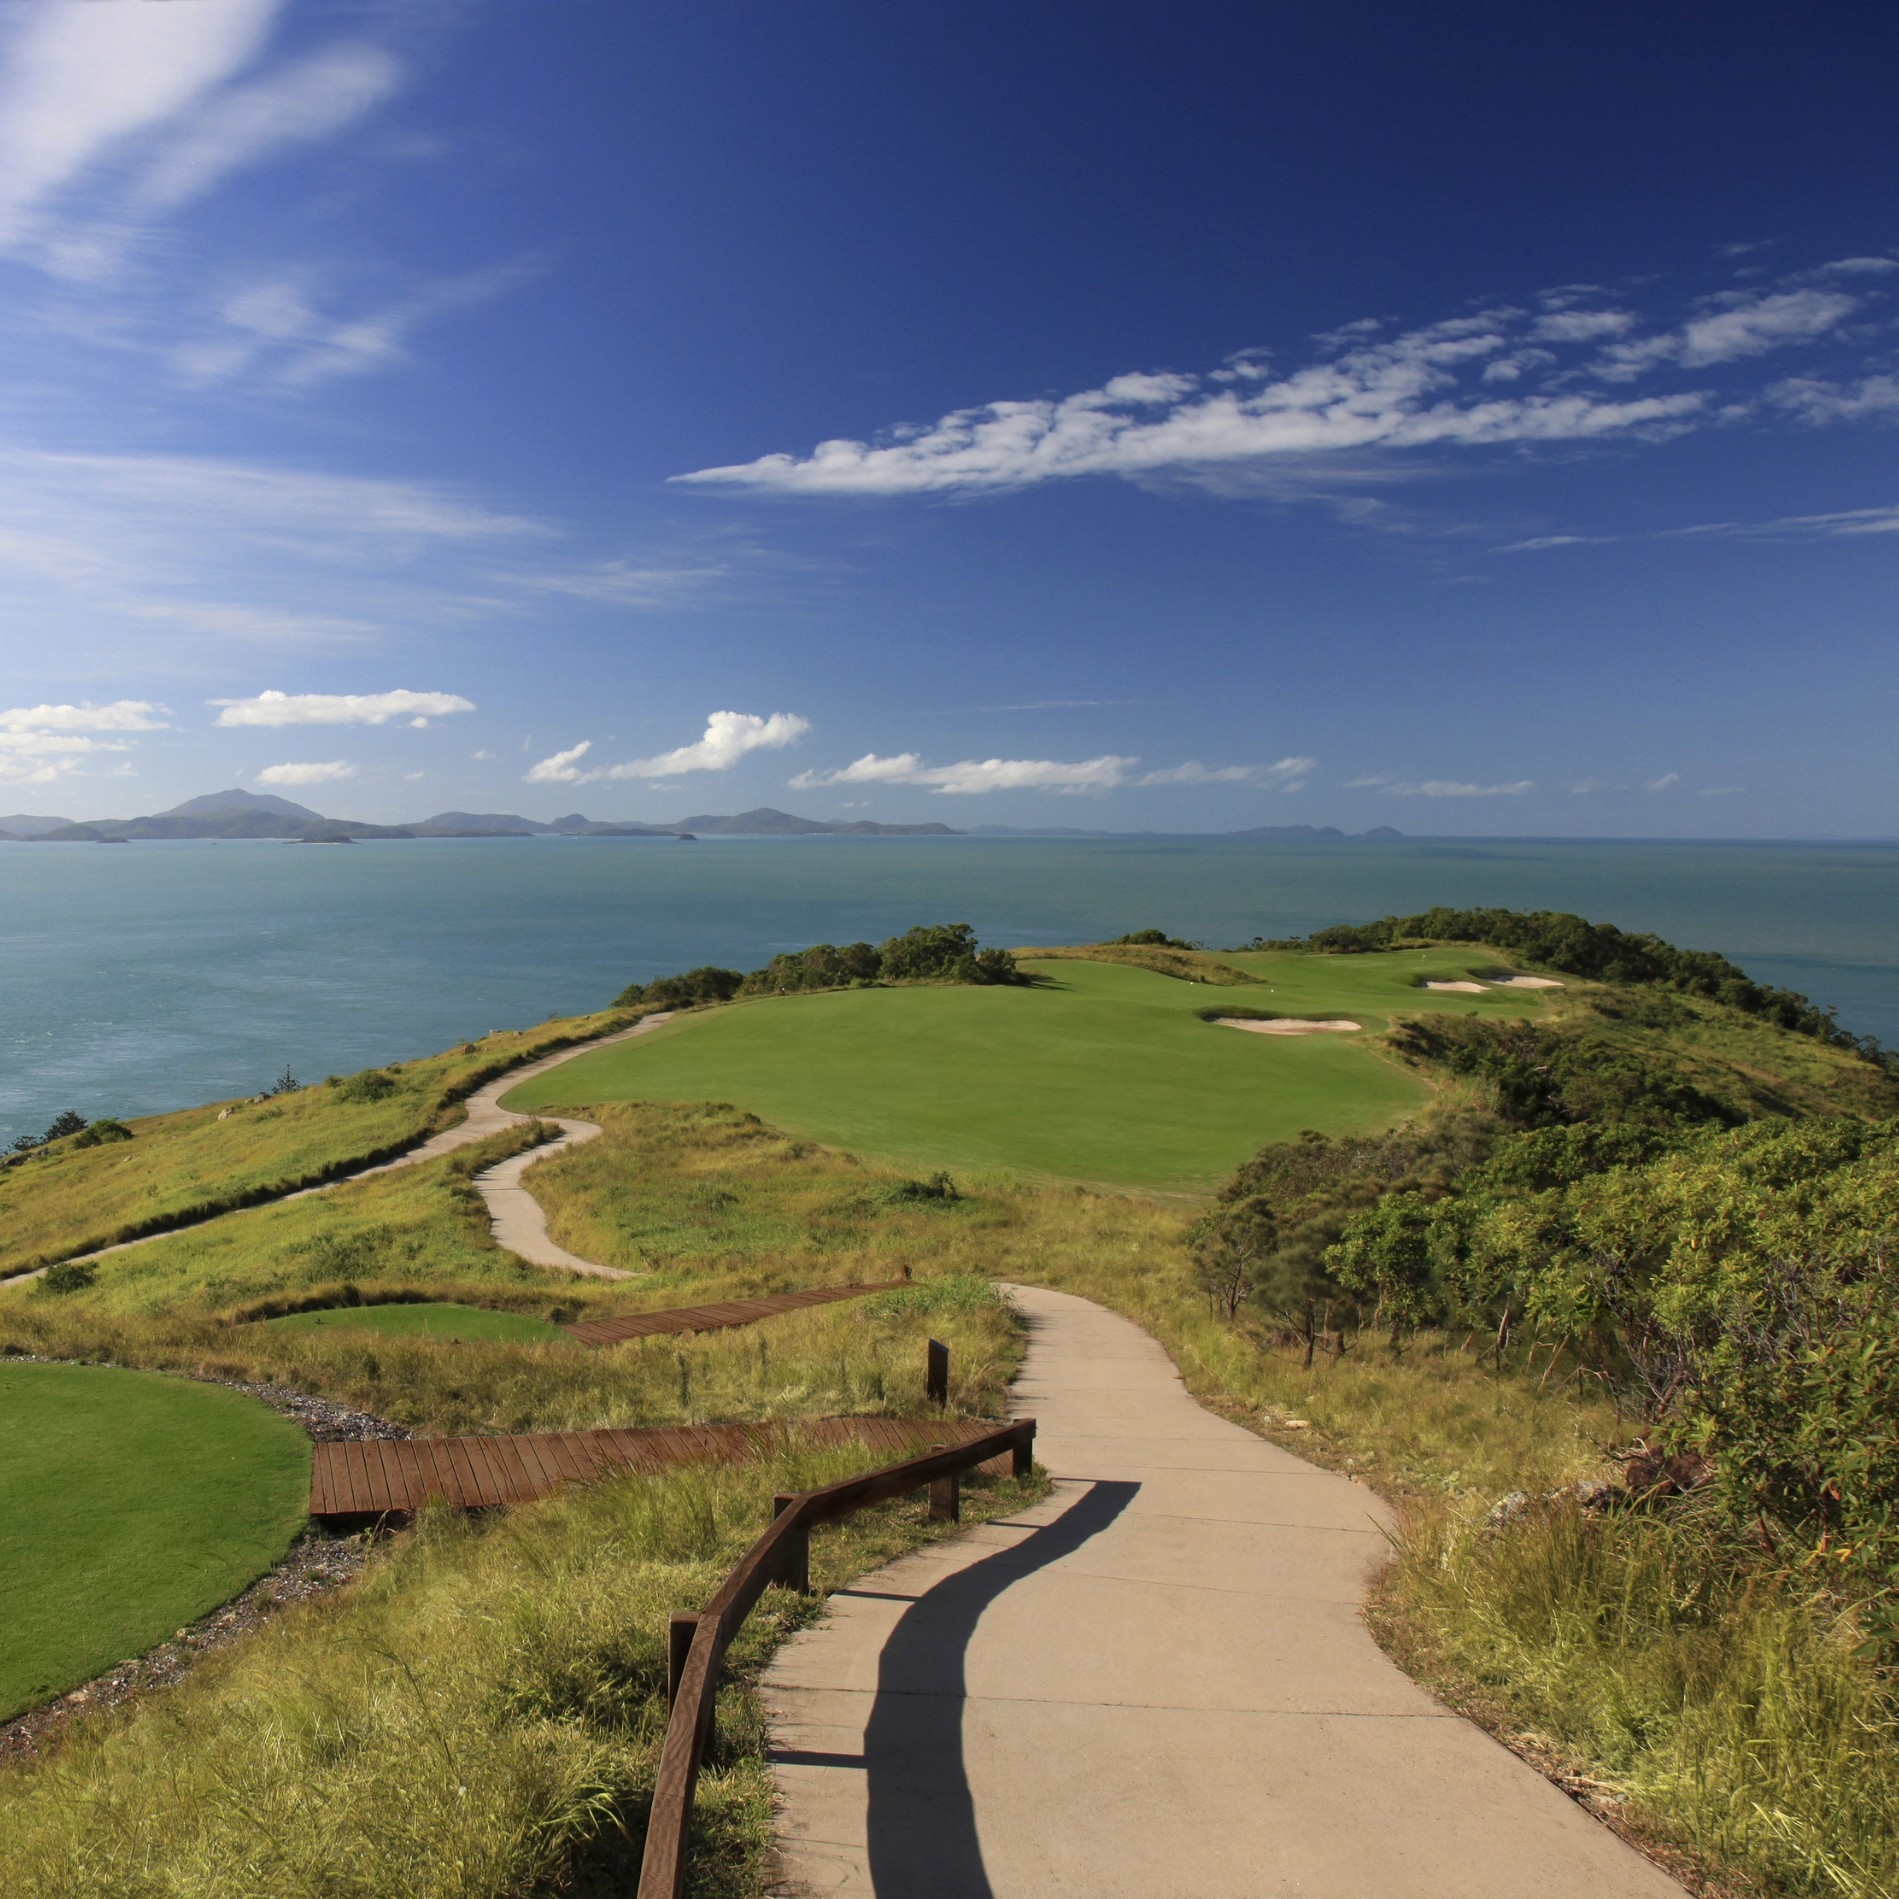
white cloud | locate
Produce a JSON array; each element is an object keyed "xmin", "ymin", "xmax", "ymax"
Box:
[
  {"xmin": 496, "ymin": 558, "xmax": 728, "ymax": 608},
  {"xmin": 604, "ymin": 710, "xmax": 810, "ymax": 779},
  {"xmin": 1597, "ymin": 289, "xmax": 1860, "ymax": 380},
  {"xmin": 1, "ymin": 699, "xmax": 167, "ymax": 733},
  {"xmin": 677, "ymin": 308, "xmax": 1704, "ymax": 495},
  {"xmin": 791, "ymin": 747, "xmax": 1305, "ymax": 796},
  {"xmin": 1646, "ymin": 773, "xmax": 1681, "ymax": 792},
  {"xmin": 676, "ymin": 275, "xmax": 1885, "ymax": 500},
  {"xmin": 526, "ymin": 741, "xmax": 592, "ymax": 784},
  {"xmin": 1667, "ymin": 502, "xmax": 1899, "ymax": 540},
  {"xmin": 1530, "ymin": 309, "xmax": 1635, "ymax": 342},
  {"xmin": 1496, "ymin": 534, "xmax": 1614, "ymax": 552},
  {"xmin": 1769, "ymin": 374, "xmax": 1899, "ymax": 423},
  {"xmin": 211, "ymin": 689, "xmax": 475, "ymax": 727},
  {"xmin": 1136, "ymin": 755, "xmax": 1316, "ymax": 789},
  {"xmin": 1817, "ymin": 256, "xmax": 1899, "ymax": 276},
  {"xmin": 0, "ymin": 699, "xmax": 165, "ymax": 783},
  {"xmin": 256, "ymin": 760, "xmax": 353, "ymax": 786},
  {"xmin": 1347, "ymin": 774, "xmax": 1535, "ymax": 797},
  {"xmin": 790, "ymin": 751, "xmax": 1138, "ymax": 795},
  {"xmin": 0, "ymin": 0, "xmax": 277, "ymax": 251},
  {"xmin": 130, "ymin": 43, "xmax": 401, "ymax": 216}
]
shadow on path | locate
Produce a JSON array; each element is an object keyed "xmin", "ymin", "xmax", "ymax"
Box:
[{"xmin": 859, "ymin": 1478, "xmax": 1139, "ymax": 1898}]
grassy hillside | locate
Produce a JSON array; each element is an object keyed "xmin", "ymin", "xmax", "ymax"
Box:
[
  {"xmin": 504, "ymin": 953, "xmax": 1557, "ymax": 1190},
  {"xmin": 0, "ymin": 1009, "xmax": 632, "ymax": 1278}
]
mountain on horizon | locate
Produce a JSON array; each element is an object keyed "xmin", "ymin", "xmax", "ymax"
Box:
[
  {"xmin": 1, "ymin": 796, "xmax": 957, "ymax": 843},
  {"xmin": 162, "ymin": 788, "xmax": 325, "ymax": 822},
  {"xmin": 671, "ymin": 805, "xmax": 956, "ymax": 837}
]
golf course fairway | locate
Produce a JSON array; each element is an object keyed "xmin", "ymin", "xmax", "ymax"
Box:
[
  {"xmin": 262, "ymin": 1302, "xmax": 566, "ymax": 1343},
  {"xmin": 0, "ymin": 1362, "xmax": 311, "ymax": 1720},
  {"xmin": 503, "ymin": 952, "xmax": 1552, "ymax": 1190}
]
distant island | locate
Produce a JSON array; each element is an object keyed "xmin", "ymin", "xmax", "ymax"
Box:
[{"xmin": 0, "ymin": 789, "xmax": 1405, "ymax": 844}]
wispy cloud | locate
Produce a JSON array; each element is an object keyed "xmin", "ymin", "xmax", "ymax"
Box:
[
  {"xmin": 256, "ymin": 760, "xmax": 353, "ymax": 786},
  {"xmin": 496, "ymin": 558, "xmax": 729, "ymax": 609},
  {"xmin": 128, "ymin": 43, "xmax": 402, "ymax": 219},
  {"xmin": 0, "ymin": 443, "xmax": 549, "ymax": 657},
  {"xmin": 211, "ymin": 689, "xmax": 475, "ymax": 728},
  {"xmin": 0, "ymin": 0, "xmax": 278, "ymax": 255},
  {"xmin": 788, "ymin": 748, "xmax": 1301, "ymax": 796},
  {"xmin": 1663, "ymin": 503, "xmax": 1899, "ymax": 541},
  {"xmin": 1594, "ymin": 288, "xmax": 1860, "ymax": 380},
  {"xmin": 675, "ymin": 264, "xmax": 1894, "ymax": 500},
  {"xmin": 1769, "ymin": 374, "xmax": 1899, "ymax": 423},
  {"xmin": 677, "ymin": 312, "xmax": 1702, "ymax": 497},
  {"xmin": 791, "ymin": 752, "xmax": 1139, "ymax": 796},
  {"xmin": 1347, "ymin": 774, "xmax": 1535, "ymax": 797}
]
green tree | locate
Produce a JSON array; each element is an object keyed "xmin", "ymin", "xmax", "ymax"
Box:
[{"xmin": 1188, "ymin": 1196, "xmax": 1278, "ymax": 1321}]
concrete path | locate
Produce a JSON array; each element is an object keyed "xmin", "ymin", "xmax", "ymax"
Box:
[
  {"xmin": 763, "ymin": 1282, "xmax": 1686, "ymax": 1899},
  {"xmin": 0, "ymin": 1013, "xmax": 671, "ymax": 1287}
]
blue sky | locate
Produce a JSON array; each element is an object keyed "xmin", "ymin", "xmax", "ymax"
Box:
[{"xmin": 1, "ymin": 1, "xmax": 1894, "ymax": 835}]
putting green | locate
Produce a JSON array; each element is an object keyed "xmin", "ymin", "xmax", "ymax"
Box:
[
  {"xmin": 503, "ymin": 952, "xmax": 1552, "ymax": 1191},
  {"xmin": 0, "ymin": 1361, "xmax": 310, "ymax": 1719},
  {"xmin": 263, "ymin": 1302, "xmax": 565, "ymax": 1343}
]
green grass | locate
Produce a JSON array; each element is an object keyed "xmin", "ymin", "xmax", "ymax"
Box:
[
  {"xmin": 0, "ymin": 1361, "xmax": 310, "ymax": 1720},
  {"xmin": 504, "ymin": 955, "xmax": 1550, "ymax": 1191},
  {"xmin": 262, "ymin": 1301, "xmax": 569, "ymax": 1343}
]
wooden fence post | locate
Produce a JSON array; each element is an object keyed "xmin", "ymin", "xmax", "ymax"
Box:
[
  {"xmin": 926, "ymin": 1338, "xmax": 950, "ymax": 1407},
  {"xmin": 773, "ymin": 1494, "xmax": 811, "ymax": 1593},
  {"xmin": 667, "ymin": 1614, "xmax": 698, "ymax": 1707},
  {"xmin": 928, "ymin": 1444, "xmax": 960, "ymax": 1521},
  {"xmin": 1012, "ymin": 1426, "xmax": 1034, "ymax": 1479}
]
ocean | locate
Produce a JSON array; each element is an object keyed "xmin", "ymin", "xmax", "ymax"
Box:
[{"xmin": 5, "ymin": 834, "xmax": 1898, "ymax": 1145}]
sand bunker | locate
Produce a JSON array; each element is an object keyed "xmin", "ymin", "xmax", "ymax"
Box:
[
  {"xmin": 1488, "ymin": 975, "xmax": 1564, "ymax": 989},
  {"xmin": 1422, "ymin": 980, "xmax": 1486, "ymax": 993},
  {"xmin": 1215, "ymin": 1016, "xmax": 1361, "ymax": 1036}
]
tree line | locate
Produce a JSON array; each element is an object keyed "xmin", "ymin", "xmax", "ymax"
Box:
[{"xmin": 613, "ymin": 922, "xmax": 1025, "ymax": 1010}]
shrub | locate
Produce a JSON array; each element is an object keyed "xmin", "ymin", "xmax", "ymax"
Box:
[
  {"xmin": 71, "ymin": 1119, "xmax": 132, "ymax": 1148},
  {"xmin": 37, "ymin": 1260, "xmax": 97, "ymax": 1294},
  {"xmin": 333, "ymin": 1067, "xmax": 400, "ymax": 1103}
]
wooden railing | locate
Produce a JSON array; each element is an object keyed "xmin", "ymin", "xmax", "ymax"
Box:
[{"xmin": 635, "ymin": 1416, "xmax": 1038, "ymax": 1899}]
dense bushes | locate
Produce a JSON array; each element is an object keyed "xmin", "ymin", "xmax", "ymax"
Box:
[
  {"xmin": 614, "ymin": 923, "xmax": 1023, "ymax": 1010},
  {"xmin": 1319, "ymin": 1116, "xmax": 1899, "ymax": 1607},
  {"xmin": 1388, "ymin": 1015, "xmax": 1740, "ymax": 1131},
  {"xmin": 1253, "ymin": 905, "xmax": 1887, "ymax": 1059}
]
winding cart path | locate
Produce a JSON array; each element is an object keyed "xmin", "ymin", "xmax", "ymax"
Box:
[
  {"xmin": 764, "ymin": 1282, "xmax": 1687, "ymax": 1898},
  {"xmin": 0, "ymin": 1014, "xmax": 672, "ymax": 1287}
]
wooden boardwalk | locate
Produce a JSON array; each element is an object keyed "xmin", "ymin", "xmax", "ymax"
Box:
[
  {"xmin": 560, "ymin": 1280, "xmax": 907, "ymax": 1346},
  {"xmin": 309, "ymin": 1415, "xmax": 1007, "ymax": 1518}
]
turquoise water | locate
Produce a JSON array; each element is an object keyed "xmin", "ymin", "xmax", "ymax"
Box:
[{"xmin": 5, "ymin": 835, "xmax": 1898, "ymax": 1144}]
